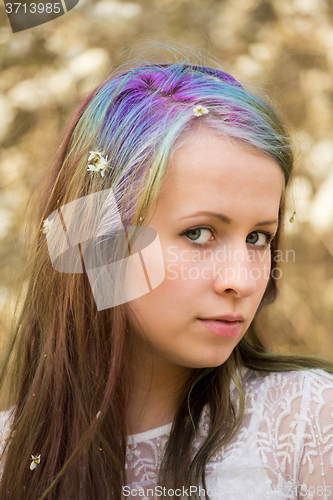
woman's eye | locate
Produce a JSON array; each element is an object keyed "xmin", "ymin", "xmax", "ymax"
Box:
[
  {"xmin": 184, "ymin": 227, "xmax": 213, "ymax": 247},
  {"xmin": 182, "ymin": 228, "xmax": 274, "ymax": 249},
  {"xmin": 246, "ymin": 231, "xmax": 273, "ymax": 247}
]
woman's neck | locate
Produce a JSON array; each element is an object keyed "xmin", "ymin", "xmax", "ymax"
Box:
[{"xmin": 126, "ymin": 353, "xmax": 194, "ymax": 435}]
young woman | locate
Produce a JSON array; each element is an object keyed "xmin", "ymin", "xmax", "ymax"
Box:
[{"xmin": 0, "ymin": 61, "xmax": 332, "ymax": 500}]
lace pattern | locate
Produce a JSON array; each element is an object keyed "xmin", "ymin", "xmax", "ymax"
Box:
[
  {"xmin": 0, "ymin": 369, "xmax": 333, "ymax": 499},
  {"xmin": 124, "ymin": 369, "xmax": 333, "ymax": 499}
]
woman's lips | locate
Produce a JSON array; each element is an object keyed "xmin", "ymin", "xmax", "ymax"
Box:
[{"xmin": 198, "ymin": 318, "xmax": 243, "ymax": 338}]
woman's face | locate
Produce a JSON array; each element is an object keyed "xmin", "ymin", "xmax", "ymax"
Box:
[{"xmin": 127, "ymin": 128, "xmax": 284, "ymax": 371}]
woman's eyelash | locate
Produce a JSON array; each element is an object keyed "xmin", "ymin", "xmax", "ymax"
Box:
[
  {"xmin": 181, "ymin": 227, "xmax": 275, "ymax": 249},
  {"xmin": 264, "ymin": 232, "xmax": 275, "ymax": 245},
  {"xmin": 258, "ymin": 231, "xmax": 275, "ymax": 248}
]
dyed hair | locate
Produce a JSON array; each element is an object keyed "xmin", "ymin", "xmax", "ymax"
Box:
[{"xmin": 1, "ymin": 61, "xmax": 333, "ymax": 500}]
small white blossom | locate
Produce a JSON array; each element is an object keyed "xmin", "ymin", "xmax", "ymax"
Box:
[
  {"xmin": 193, "ymin": 105, "xmax": 209, "ymax": 116},
  {"xmin": 30, "ymin": 454, "xmax": 41, "ymax": 470},
  {"xmin": 87, "ymin": 150, "xmax": 110, "ymax": 177},
  {"xmin": 41, "ymin": 217, "xmax": 54, "ymax": 234}
]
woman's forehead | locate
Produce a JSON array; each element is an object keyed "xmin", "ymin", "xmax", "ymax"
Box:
[
  {"xmin": 148, "ymin": 130, "xmax": 284, "ymax": 225},
  {"xmin": 167, "ymin": 129, "xmax": 284, "ymax": 184}
]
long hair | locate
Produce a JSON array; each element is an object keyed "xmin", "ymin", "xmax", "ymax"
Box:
[{"xmin": 1, "ymin": 61, "xmax": 332, "ymax": 500}]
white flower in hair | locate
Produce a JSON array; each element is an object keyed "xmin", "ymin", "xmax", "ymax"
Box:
[
  {"xmin": 41, "ymin": 217, "xmax": 54, "ymax": 234},
  {"xmin": 87, "ymin": 150, "xmax": 110, "ymax": 177},
  {"xmin": 193, "ymin": 105, "xmax": 209, "ymax": 116},
  {"xmin": 30, "ymin": 454, "xmax": 41, "ymax": 470}
]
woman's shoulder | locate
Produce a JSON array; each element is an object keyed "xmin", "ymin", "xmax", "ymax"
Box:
[
  {"xmin": 205, "ymin": 368, "xmax": 333, "ymax": 496},
  {"xmin": 242, "ymin": 366, "xmax": 333, "ymax": 417},
  {"xmin": 243, "ymin": 366, "xmax": 333, "ymax": 394},
  {"xmin": 0, "ymin": 407, "xmax": 14, "ymax": 428},
  {"xmin": 244, "ymin": 365, "xmax": 333, "ymax": 383},
  {"xmin": 244, "ymin": 365, "xmax": 333, "ymax": 388}
]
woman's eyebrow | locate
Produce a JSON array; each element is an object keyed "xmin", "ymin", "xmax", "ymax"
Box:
[{"xmin": 177, "ymin": 211, "xmax": 278, "ymax": 227}]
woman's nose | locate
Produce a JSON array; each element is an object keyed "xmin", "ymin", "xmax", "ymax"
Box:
[{"xmin": 212, "ymin": 244, "xmax": 259, "ymax": 298}]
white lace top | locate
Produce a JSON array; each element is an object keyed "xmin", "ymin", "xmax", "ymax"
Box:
[{"xmin": 1, "ymin": 368, "xmax": 333, "ymax": 499}]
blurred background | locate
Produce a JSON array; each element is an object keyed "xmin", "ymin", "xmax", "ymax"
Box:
[{"xmin": 0, "ymin": 0, "xmax": 332, "ymax": 358}]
